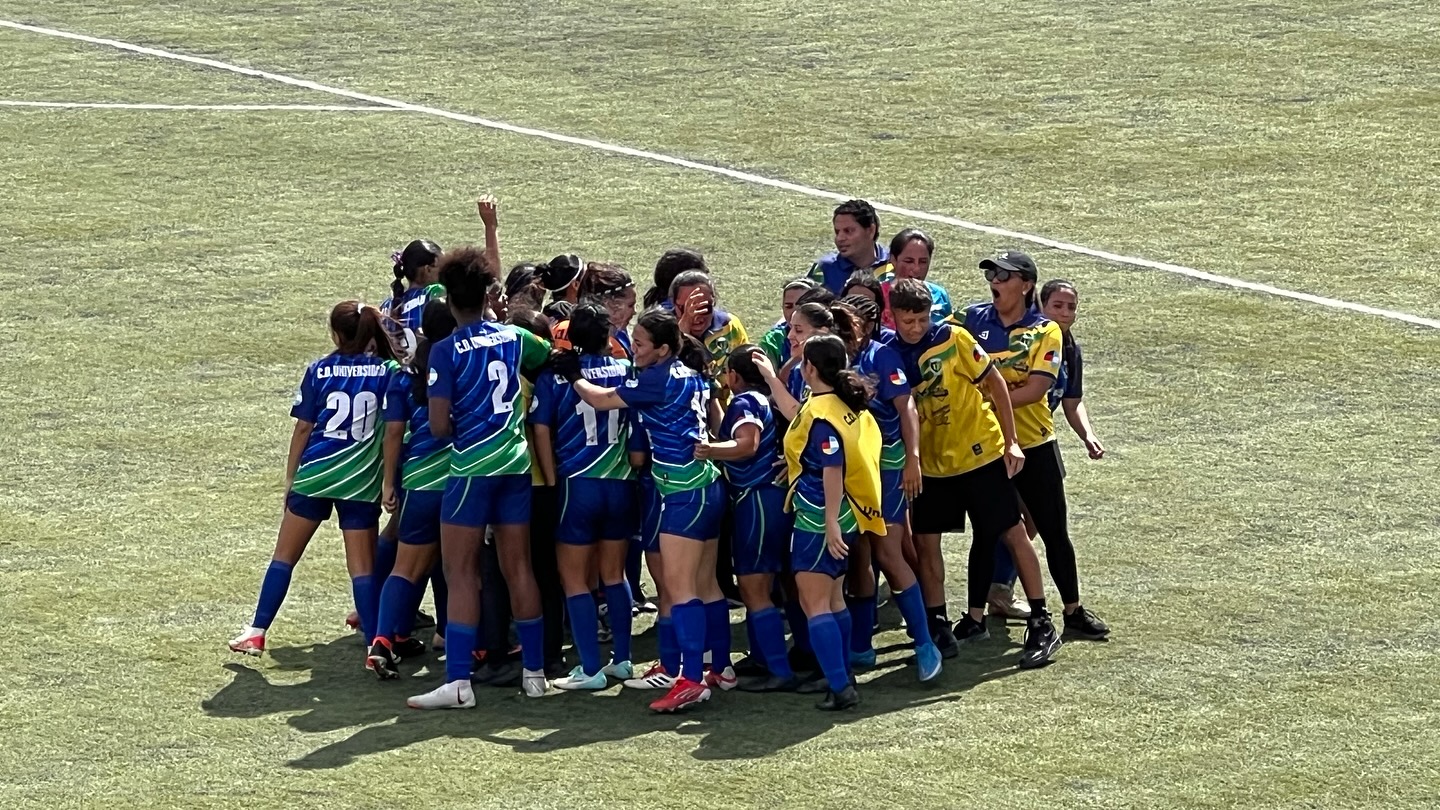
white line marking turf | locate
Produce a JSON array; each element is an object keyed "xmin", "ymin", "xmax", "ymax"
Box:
[
  {"xmin": 0, "ymin": 100, "xmax": 398, "ymax": 111},
  {"xmin": 3, "ymin": 18, "xmax": 1436, "ymax": 331}
]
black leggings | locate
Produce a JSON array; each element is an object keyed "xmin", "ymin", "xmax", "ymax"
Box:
[
  {"xmin": 480, "ymin": 485, "xmax": 564, "ymax": 665},
  {"xmin": 1009, "ymin": 441, "xmax": 1082, "ymax": 605}
]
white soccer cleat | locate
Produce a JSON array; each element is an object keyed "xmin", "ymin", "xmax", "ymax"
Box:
[
  {"xmin": 228, "ymin": 626, "xmax": 266, "ymax": 656},
  {"xmin": 704, "ymin": 666, "xmax": 739, "ymax": 692},
  {"xmin": 407, "ymin": 680, "xmax": 476, "ymax": 710},
  {"xmin": 521, "ymin": 668, "xmax": 549, "ymax": 698},
  {"xmin": 623, "ymin": 663, "xmax": 676, "ymax": 690}
]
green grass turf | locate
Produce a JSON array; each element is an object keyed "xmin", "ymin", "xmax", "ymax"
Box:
[{"xmin": 2, "ymin": 2, "xmax": 1438, "ymax": 808}]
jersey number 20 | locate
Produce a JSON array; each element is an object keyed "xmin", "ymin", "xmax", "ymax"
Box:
[{"xmin": 322, "ymin": 391, "xmax": 378, "ymax": 441}]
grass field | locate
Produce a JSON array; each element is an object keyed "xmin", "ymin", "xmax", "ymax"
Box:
[{"xmin": 3, "ymin": 2, "xmax": 1439, "ymax": 808}]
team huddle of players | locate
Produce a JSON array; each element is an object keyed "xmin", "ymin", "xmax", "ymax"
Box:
[{"xmin": 226, "ymin": 197, "xmax": 1110, "ymax": 714}]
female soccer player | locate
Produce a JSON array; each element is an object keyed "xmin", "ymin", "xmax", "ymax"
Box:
[
  {"xmin": 881, "ymin": 228, "xmax": 954, "ymax": 328},
  {"xmin": 406, "ymin": 246, "xmax": 552, "ymax": 710},
  {"xmin": 809, "ymin": 199, "xmax": 893, "ymax": 294},
  {"xmin": 551, "ymin": 262, "xmax": 636, "ymax": 359},
  {"xmin": 532, "ymin": 303, "xmax": 638, "ymax": 691},
  {"xmin": 759, "ymin": 278, "xmax": 816, "ymax": 367},
  {"xmin": 643, "ymin": 247, "xmax": 707, "ymax": 309},
  {"xmin": 568, "ymin": 308, "xmax": 726, "ymax": 713},
  {"xmin": 783, "ymin": 302, "xmax": 861, "ymax": 401},
  {"xmin": 694, "ymin": 346, "xmax": 798, "ymax": 691},
  {"xmin": 384, "ymin": 240, "xmax": 443, "ymax": 360},
  {"xmin": 541, "ymin": 253, "xmax": 586, "ymax": 305},
  {"xmin": 228, "ymin": 301, "xmax": 401, "ymax": 658},
  {"xmin": 964, "ymin": 253, "xmax": 1109, "ymax": 641},
  {"xmin": 754, "ymin": 334, "xmax": 882, "ymax": 710},
  {"xmin": 835, "ymin": 294, "xmax": 942, "ymax": 681},
  {"xmin": 990, "ymin": 278, "xmax": 1108, "ymax": 614},
  {"xmin": 888, "ymin": 278, "xmax": 1062, "ymax": 669},
  {"xmin": 670, "ymin": 270, "xmax": 749, "ymax": 388},
  {"xmin": 367, "ymin": 301, "xmax": 456, "ymax": 679}
]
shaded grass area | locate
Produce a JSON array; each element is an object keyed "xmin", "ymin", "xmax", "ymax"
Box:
[{"xmin": 2, "ymin": 4, "xmax": 1439, "ymax": 809}]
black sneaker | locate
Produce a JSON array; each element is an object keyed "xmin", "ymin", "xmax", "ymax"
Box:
[
  {"xmin": 1063, "ymin": 606, "xmax": 1110, "ymax": 640},
  {"xmin": 816, "ymin": 684, "xmax": 860, "ymax": 711},
  {"xmin": 952, "ymin": 614, "xmax": 990, "ymax": 645},
  {"xmin": 788, "ymin": 646, "xmax": 820, "ymax": 675},
  {"xmin": 412, "ymin": 610, "xmax": 436, "ymax": 630},
  {"xmin": 474, "ymin": 659, "xmax": 522, "ymax": 687},
  {"xmin": 1019, "ymin": 615, "xmax": 1062, "ymax": 669},
  {"xmin": 796, "ymin": 675, "xmax": 830, "ymax": 694},
  {"xmin": 934, "ymin": 623, "xmax": 962, "ymax": 658},
  {"xmin": 392, "ymin": 636, "xmax": 425, "ymax": 660},
  {"xmin": 733, "ymin": 653, "xmax": 768, "ymax": 678},
  {"xmin": 366, "ymin": 641, "xmax": 399, "ymax": 680},
  {"xmin": 737, "ymin": 673, "xmax": 804, "ymax": 693}
]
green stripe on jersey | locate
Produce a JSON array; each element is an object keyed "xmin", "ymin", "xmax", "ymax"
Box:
[
  {"xmin": 292, "ymin": 439, "xmax": 382, "ymax": 501},
  {"xmin": 402, "ymin": 446, "xmax": 451, "ymax": 491},
  {"xmin": 652, "ymin": 457, "xmax": 720, "ymax": 496},
  {"xmin": 450, "ymin": 408, "xmax": 531, "ymax": 478},
  {"xmin": 573, "ymin": 441, "xmax": 635, "ymax": 480},
  {"xmin": 879, "ymin": 439, "xmax": 907, "ymax": 471},
  {"xmin": 792, "ymin": 492, "xmax": 859, "ymax": 535}
]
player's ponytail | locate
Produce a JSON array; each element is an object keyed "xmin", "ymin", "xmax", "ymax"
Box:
[
  {"xmin": 331, "ymin": 301, "xmax": 399, "ymax": 361},
  {"xmin": 840, "ymin": 294, "xmax": 882, "ymax": 341},
  {"xmin": 803, "ymin": 334, "xmax": 872, "ymax": 414},
  {"xmin": 828, "ymin": 303, "xmax": 864, "ymax": 354},
  {"xmin": 677, "ymin": 334, "xmax": 712, "ymax": 378}
]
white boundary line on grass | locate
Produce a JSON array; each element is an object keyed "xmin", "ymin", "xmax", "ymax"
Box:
[
  {"xmin": 4, "ymin": 18, "xmax": 1438, "ymax": 331},
  {"xmin": 0, "ymin": 100, "xmax": 399, "ymax": 111}
]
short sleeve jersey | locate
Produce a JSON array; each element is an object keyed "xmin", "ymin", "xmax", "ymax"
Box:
[
  {"xmin": 616, "ymin": 358, "xmax": 720, "ymax": 495},
  {"xmin": 963, "ymin": 303, "xmax": 1062, "ymax": 449},
  {"xmin": 428, "ymin": 321, "xmax": 550, "ymax": 478},
  {"xmin": 531, "ymin": 353, "xmax": 634, "ymax": 480},
  {"xmin": 290, "ymin": 353, "xmax": 403, "ymax": 501},
  {"xmin": 852, "ymin": 338, "xmax": 911, "ymax": 471},
  {"xmin": 381, "ymin": 370, "xmax": 451, "ymax": 491},
  {"xmin": 718, "ymin": 390, "xmax": 781, "ymax": 489},
  {"xmin": 789, "ymin": 419, "xmax": 857, "ymax": 534},
  {"xmin": 892, "ymin": 323, "xmax": 1004, "ymax": 477}
]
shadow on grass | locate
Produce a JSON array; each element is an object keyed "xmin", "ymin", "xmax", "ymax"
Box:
[{"xmin": 203, "ymin": 617, "xmax": 1028, "ymax": 768}]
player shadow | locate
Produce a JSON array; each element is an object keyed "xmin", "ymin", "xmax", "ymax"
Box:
[{"xmin": 203, "ymin": 615, "xmax": 1030, "ymax": 768}]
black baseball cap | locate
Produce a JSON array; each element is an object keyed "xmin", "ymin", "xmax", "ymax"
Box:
[{"xmin": 979, "ymin": 251, "xmax": 1037, "ymax": 280}]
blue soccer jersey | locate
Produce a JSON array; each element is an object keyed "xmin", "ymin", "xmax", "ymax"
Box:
[
  {"xmin": 381, "ymin": 371, "xmax": 451, "ymax": 491},
  {"xmin": 718, "ymin": 390, "xmax": 782, "ymax": 489},
  {"xmin": 852, "ymin": 338, "xmax": 911, "ymax": 471},
  {"xmin": 617, "ymin": 358, "xmax": 720, "ymax": 495},
  {"xmin": 382, "ymin": 283, "xmax": 445, "ymax": 359},
  {"xmin": 290, "ymin": 353, "xmax": 402, "ymax": 501},
  {"xmin": 428, "ymin": 321, "xmax": 549, "ymax": 478},
  {"xmin": 531, "ymin": 354, "xmax": 634, "ymax": 480},
  {"xmin": 789, "ymin": 420, "xmax": 856, "ymax": 535}
]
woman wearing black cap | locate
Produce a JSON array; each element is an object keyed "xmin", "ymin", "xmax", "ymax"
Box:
[
  {"xmin": 961, "ymin": 251, "xmax": 1109, "ymax": 642},
  {"xmin": 541, "ymin": 254, "xmax": 586, "ymax": 305}
]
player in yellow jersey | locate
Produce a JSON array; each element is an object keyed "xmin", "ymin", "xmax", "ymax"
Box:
[
  {"xmin": 886, "ymin": 279, "xmax": 1063, "ymax": 669},
  {"xmin": 965, "ymin": 252, "xmax": 1109, "ymax": 641}
]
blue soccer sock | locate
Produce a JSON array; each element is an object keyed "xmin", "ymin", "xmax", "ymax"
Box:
[
  {"xmin": 846, "ymin": 595, "xmax": 876, "ymax": 654},
  {"xmin": 604, "ymin": 581, "xmax": 633, "ymax": 663},
  {"xmin": 566, "ymin": 594, "xmax": 601, "ymax": 676},
  {"xmin": 658, "ymin": 616, "xmax": 681, "ymax": 675},
  {"xmin": 350, "ymin": 574, "xmax": 379, "ymax": 644},
  {"xmin": 673, "ymin": 599, "xmax": 706, "ymax": 683},
  {"xmin": 835, "ymin": 608, "xmax": 854, "ymax": 674},
  {"xmin": 516, "ymin": 617, "xmax": 545, "ymax": 672},
  {"xmin": 807, "ymin": 613, "xmax": 849, "ymax": 691},
  {"xmin": 745, "ymin": 615, "xmax": 759, "ymax": 657},
  {"xmin": 251, "ymin": 560, "xmax": 293, "ymax": 630},
  {"xmin": 895, "ymin": 585, "xmax": 935, "ymax": 648},
  {"xmin": 444, "ymin": 621, "xmax": 478, "ymax": 682},
  {"xmin": 375, "ymin": 538, "xmax": 398, "ymax": 583},
  {"xmin": 376, "ymin": 575, "xmax": 416, "ymax": 642},
  {"xmin": 704, "ymin": 599, "xmax": 732, "ymax": 672},
  {"xmin": 749, "ymin": 607, "xmax": 793, "ymax": 679},
  {"xmin": 784, "ymin": 600, "xmax": 812, "ymax": 653}
]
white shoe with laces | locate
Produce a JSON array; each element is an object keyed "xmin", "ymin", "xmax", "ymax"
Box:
[
  {"xmin": 623, "ymin": 663, "xmax": 676, "ymax": 690},
  {"xmin": 407, "ymin": 680, "xmax": 476, "ymax": 710}
]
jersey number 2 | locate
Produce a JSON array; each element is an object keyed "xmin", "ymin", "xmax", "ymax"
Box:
[
  {"xmin": 487, "ymin": 360, "xmax": 514, "ymax": 414},
  {"xmin": 322, "ymin": 391, "xmax": 378, "ymax": 441}
]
